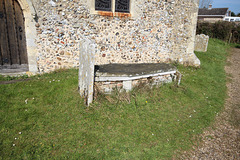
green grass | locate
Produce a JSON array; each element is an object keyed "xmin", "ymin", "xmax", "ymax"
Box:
[{"xmin": 0, "ymin": 39, "xmax": 229, "ymax": 159}]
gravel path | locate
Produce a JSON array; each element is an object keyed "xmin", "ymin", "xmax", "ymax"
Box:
[{"xmin": 180, "ymin": 47, "xmax": 240, "ymax": 159}]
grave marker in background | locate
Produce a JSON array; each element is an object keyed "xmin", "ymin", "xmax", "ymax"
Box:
[{"xmin": 194, "ymin": 34, "xmax": 209, "ymax": 52}]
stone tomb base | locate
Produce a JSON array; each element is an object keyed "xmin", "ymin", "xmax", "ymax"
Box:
[{"xmin": 94, "ymin": 63, "xmax": 177, "ymax": 93}]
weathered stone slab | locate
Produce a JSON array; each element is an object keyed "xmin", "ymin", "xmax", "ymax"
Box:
[
  {"xmin": 78, "ymin": 39, "xmax": 96, "ymax": 106},
  {"xmin": 95, "ymin": 63, "xmax": 176, "ymax": 77},
  {"xmin": 194, "ymin": 34, "xmax": 209, "ymax": 52}
]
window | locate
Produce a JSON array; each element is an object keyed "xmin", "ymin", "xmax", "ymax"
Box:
[
  {"xmin": 95, "ymin": 0, "xmax": 130, "ymax": 13},
  {"xmin": 95, "ymin": 0, "xmax": 112, "ymax": 11},
  {"xmin": 115, "ymin": 0, "xmax": 130, "ymax": 13}
]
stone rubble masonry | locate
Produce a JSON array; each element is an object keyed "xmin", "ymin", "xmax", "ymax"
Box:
[
  {"xmin": 27, "ymin": 0, "xmax": 200, "ymax": 73},
  {"xmin": 95, "ymin": 74, "xmax": 175, "ymax": 93},
  {"xmin": 194, "ymin": 34, "xmax": 209, "ymax": 52}
]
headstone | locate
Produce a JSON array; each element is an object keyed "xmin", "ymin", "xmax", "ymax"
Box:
[
  {"xmin": 78, "ymin": 39, "xmax": 96, "ymax": 106},
  {"xmin": 194, "ymin": 34, "xmax": 209, "ymax": 52}
]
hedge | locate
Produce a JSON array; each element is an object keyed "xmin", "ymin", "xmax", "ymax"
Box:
[{"xmin": 197, "ymin": 21, "xmax": 240, "ymax": 43}]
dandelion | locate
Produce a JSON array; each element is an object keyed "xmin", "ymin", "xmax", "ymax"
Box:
[
  {"xmin": 13, "ymin": 144, "xmax": 15, "ymax": 146},
  {"xmin": 32, "ymin": 97, "xmax": 35, "ymax": 100},
  {"xmin": 15, "ymin": 138, "xmax": 17, "ymax": 140},
  {"xmin": 146, "ymin": 101, "xmax": 148, "ymax": 103},
  {"xmin": 19, "ymin": 132, "xmax": 21, "ymax": 135},
  {"xmin": 189, "ymin": 115, "xmax": 192, "ymax": 118}
]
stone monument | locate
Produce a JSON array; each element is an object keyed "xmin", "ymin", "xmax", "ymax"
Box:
[{"xmin": 78, "ymin": 39, "xmax": 96, "ymax": 106}]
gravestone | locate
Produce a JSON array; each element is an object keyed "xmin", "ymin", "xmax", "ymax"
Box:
[
  {"xmin": 78, "ymin": 39, "xmax": 96, "ymax": 106},
  {"xmin": 194, "ymin": 34, "xmax": 209, "ymax": 52}
]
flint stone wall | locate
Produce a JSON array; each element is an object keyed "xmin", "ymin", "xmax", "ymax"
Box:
[
  {"xmin": 29, "ymin": 0, "xmax": 200, "ymax": 73},
  {"xmin": 194, "ymin": 34, "xmax": 209, "ymax": 52}
]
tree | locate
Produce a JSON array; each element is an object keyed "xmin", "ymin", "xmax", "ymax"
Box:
[
  {"xmin": 199, "ymin": 0, "xmax": 213, "ymax": 8},
  {"xmin": 231, "ymin": 12, "xmax": 236, "ymax": 17},
  {"xmin": 237, "ymin": 13, "xmax": 240, "ymax": 17}
]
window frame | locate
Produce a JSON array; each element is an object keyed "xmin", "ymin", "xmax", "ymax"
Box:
[
  {"xmin": 89, "ymin": 0, "xmax": 140, "ymax": 18},
  {"xmin": 93, "ymin": 0, "xmax": 132, "ymax": 17}
]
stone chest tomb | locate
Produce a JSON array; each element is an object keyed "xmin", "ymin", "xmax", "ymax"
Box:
[
  {"xmin": 94, "ymin": 63, "xmax": 177, "ymax": 93},
  {"xmin": 78, "ymin": 39, "xmax": 179, "ymax": 105}
]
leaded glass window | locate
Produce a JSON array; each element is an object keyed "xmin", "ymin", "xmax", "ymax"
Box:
[
  {"xmin": 115, "ymin": 0, "xmax": 130, "ymax": 13},
  {"xmin": 95, "ymin": 0, "xmax": 112, "ymax": 11}
]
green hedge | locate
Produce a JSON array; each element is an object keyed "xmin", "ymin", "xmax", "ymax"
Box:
[{"xmin": 197, "ymin": 21, "xmax": 240, "ymax": 43}]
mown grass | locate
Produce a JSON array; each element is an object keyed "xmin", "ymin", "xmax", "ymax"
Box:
[{"xmin": 0, "ymin": 39, "xmax": 228, "ymax": 159}]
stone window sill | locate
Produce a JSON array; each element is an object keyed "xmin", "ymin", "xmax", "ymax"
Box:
[{"xmin": 97, "ymin": 11, "xmax": 131, "ymax": 18}]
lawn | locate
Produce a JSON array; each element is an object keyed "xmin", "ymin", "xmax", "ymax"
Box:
[{"xmin": 0, "ymin": 39, "xmax": 229, "ymax": 159}]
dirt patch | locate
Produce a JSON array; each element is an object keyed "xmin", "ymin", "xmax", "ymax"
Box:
[{"xmin": 179, "ymin": 48, "xmax": 240, "ymax": 159}]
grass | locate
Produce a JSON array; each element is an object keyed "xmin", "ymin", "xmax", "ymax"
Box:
[{"xmin": 0, "ymin": 39, "xmax": 229, "ymax": 159}]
